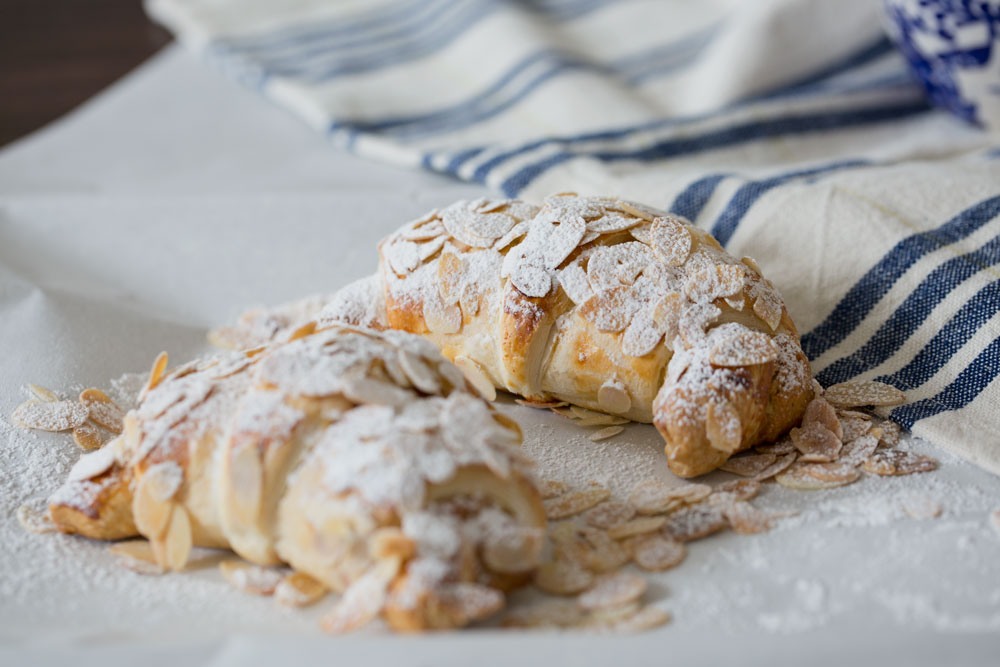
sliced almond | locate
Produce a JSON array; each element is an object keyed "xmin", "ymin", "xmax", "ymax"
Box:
[
  {"xmin": 824, "ymin": 380, "xmax": 905, "ymax": 408},
  {"xmin": 632, "ymin": 536, "xmax": 686, "ymax": 571},
  {"xmin": 862, "ymin": 450, "xmax": 937, "ymax": 476},
  {"xmin": 482, "ymin": 526, "xmax": 544, "ymax": 574},
  {"xmin": 228, "ymin": 444, "xmax": 263, "ymax": 526},
  {"xmin": 650, "ymin": 216, "xmax": 691, "ymax": 266},
  {"xmin": 436, "ymin": 582, "xmax": 505, "ymax": 626},
  {"xmin": 579, "ymin": 286, "xmax": 635, "ymax": 333},
  {"xmin": 79, "ymin": 388, "xmax": 125, "ymax": 433},
  {"xmin": 423, "ymin": 290, "xmax": 463, "ymax": 334},
  {"xmin": 719, "ymin": 453, "xmax": 777, "ymax": 477},
  {"xmin": 16, "ymin": 502, "xmax": 56, "ymax": 534},
  {"xmin": 539, "ymin": 479, "xmax": 570, "ymax": 498},
  {"xmin": 27, "ymin": 384, "xmax": 58, "ymax": 402},
  {"xmin": 751, "ymin": 451, "xmax": 798, "ymax": 482},
  {"xmin": 577, "ymin": 415, "xmax": 629, "ymax": 427},
  {"xmin": 67, "ymin": 445, "xmax": 117, "ymax": 482},
  {"xmin": 754, "ymin": 440, "xmax": 797, "ymax": 456},
  {"xmin": 706, "ymin": 401, "xmax": 742, "ymax": 454},
  {"xmin": 534, "ymin": 560, "xmax": 594, "ymax": 596},
  {"xmin": 606, "ymin": 516, "xmax": 667, "ymax": 540},
  {"xmin": 163, "ymin": 504, "xmax": 193, "ymax": 572},
  {"xmin": 320, "ymin": 557, "xmax": 401, "ymax": 634},
  {"xmin": 604, "ymin": 605, "xmax": 672, "ymax": 633},
  {"xmin": 142, "ymin": 461, "xmax": 184, "ymax": 502},
  {"xmin": 660, "ymin": 504, "xmax": 728, "ymax": 542},
  {"xmin": 11, "ymin": 399, "xmax": 90, "ymax": 432},
  {"xmin": 839, "ymin": 433, "xmax": 879, "ymax": 466},
  {"xmin": 790, "ymin": 424, "xmax": 842, "ymax": 463},
  {"xmin": 502, "ymin": 600, "xmax": 584, "ymax": 628},
  {"xmin": 724, "ymin": 501, "xmax": 773, "ymax": 534},
  {"xmin": 878, "ymin": 420, "xmax": 902, "ymax": 447},
  {"xmin": 544, "ymin": 488, "xmax": 611, "ymax": 520},
  {"xmin": 72, "ymin": 423, "xmax": 104, "ymax": 451},
  {"xmin": 453, "ymin": 355, "xmax": 496, "ymax": 401},
  {"xmin": 802, "ymin": 398, "xmax": 842, "ymax": 440},
  {"xmin": 583, "ymin": 501, "xmax": 635, "ymax": 529},
  {"xmin": 589, "ymin": 425, "xmax": 625, "ymax": 441},
  {"xmin": 220, "ymin": 560, "xmax": 286, "ymax": 595},
  {"xmin": 397, "ymin": 350, "xmax": 441, "ymax": 395},
  {"xmin": 515, "ymin": 398, "xmax": 568, "ymax": 409},
  {"xmin": 901, "ymin": 495, "xmax": 942, "ymax": 520},
  {"xmin": 752, "ymin": 292, "xmax": 783, "ymax": 331},
  {"xmin": 369, "ymin": 527, "xmax": 417, "ymax": 561},
  {"xmin": 578, "ymin": 572, "xmax": 646, "ymax": 612},
  {"xmin": 597, "ymin": 379, "xmax": 632, "ymax": 415},
  {"xmin": 709, "ymin": 331, "xmax": 778, "ymax": 367},
  {"xmin": 776, "ymin": 463, "xmax": 859, "ymax": 489},
  {"xmin": 143, "ymin": 351, "xmax": 169, "ymax": 396},
  {"xmin": 628, "ymin": 481, "xmax": 711, "ymax": 515},
  {"xmin": 108, "ymin": 540, "xmax": 164, "ymax": 575},
  {"xmin": 707, "ymin": 479, "xmax": 761, "ymax": 506}
]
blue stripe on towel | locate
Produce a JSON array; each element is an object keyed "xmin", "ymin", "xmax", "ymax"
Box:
[
  {"xmin": 889, "ymin": 328, "xmax": 1000, "ymax": 429},
  {"xmin": 801, "ymin": 194, "xmax": 1000, "ymax": 361},
  {"xmin": 816, "ymin": 233, "xmax": 1000, "ymax": 386},
  {"xmin": 669, "ymin": 174, "xmax": 733, "ymax": 222},
  {"xmin": 497, "ymin": 101, "xmax": 927, "ymax": 196}
]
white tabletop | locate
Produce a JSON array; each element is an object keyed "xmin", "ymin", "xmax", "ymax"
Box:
[{"xmin": 1, "ymin": 46, "xmax": 998, "ymax": 666}]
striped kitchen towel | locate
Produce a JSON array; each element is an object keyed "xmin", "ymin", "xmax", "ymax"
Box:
[{"xmin": 146, "ymin": 0, "xmax": 1000, "ymax": 474}]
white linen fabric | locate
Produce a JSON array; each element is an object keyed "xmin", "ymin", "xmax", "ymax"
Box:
[{"xmin": 145, "ymin": 0, "xmax": 1000, "ymax": 474}]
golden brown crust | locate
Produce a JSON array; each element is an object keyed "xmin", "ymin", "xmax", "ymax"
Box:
[{"xmin": 49, "ymin": 466, "xmax": 137, "ymax": 541}]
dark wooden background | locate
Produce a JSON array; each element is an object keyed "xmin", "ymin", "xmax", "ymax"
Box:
[{"xmin": 0, "ymin": 0, "xmax": 172, "ymax": 147}]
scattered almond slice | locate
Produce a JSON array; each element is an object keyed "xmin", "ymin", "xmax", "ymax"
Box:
[
  {"xmin": 108, "ymin": 540, "xmax": 164, "ymax": 575},
  {"xmin": 751, "ymin": 451, "xmax": 798, "ymax": 482},
  {"xmin": 603, "ymin": 605, "xmax": 672, "ymax": 633},
  {"xmin": 577, "ymin": 415, "xmax": 630, "ymax": 427},
  {"xmin": 776, "ymin": 463, "xmax": 859, "ymax": 489},
  {"xmin": 321, "ymin": 557, "xmax": 399, "ymax": 634},
  {"xmin": 16, "ymin": 502, "xmax": 56, "ymax": 534},
  {"xmin": 878, "ymin": 420, "xmax": 902, "ymax": 448},
  {"xmin": 72, "ymin": 423, "xmax": 104, "ymax": 451},
  {"xmin": 539, "ymin": 479, "xmax": 569, "ymax": 498},
  {"xmin": 79, "ymin": 388, "xmax": 125, "ymax": 433},
  {"xmin": 437, "ymin": 582, "xmax": 505, "ymax": 626},
  {"xmin": 597, "ymin": 379, "xmax": 631, "ymax": 415},
  {"xmin": 839, "ymin": 433, "xmax": 879, "ymax": 466},
  {"xmin": 650, "ymin": 216, "xmax": 691, "ymax": 266},
  {"xmin": 578, "ymin": 526, "xmax": 631, "ymax": 573},
  {"xmin": 839, "ymin": 414, "xmax": 873, "ymax": 442},
  {"xmin": 27, "ymin": 384, "xmax": 58, "ymax": 402},
  {"xmin": 143, "ymin": 351, "xmax": 169, "ymax": 397},
  {"xmin": 628, "ymin": 481, "xmax": 711, "ymax": 515},
  {"xmin": 790, "ymin": 424, "xmax": 842, "ymax": 463},
  {"xmin": 719, "ymin": 452, "xmax": 777, "ymax": 477},
  {"xmin": 708, "ymin": 479, "xmax": 761, "ymax": 506},
  {"xmin": 754, "ymin": 440, "xmax": 797, "ymax": 456},
  {"xmin": 901, "ymin": 495, "xmax": 942, "ymax": 520},
  {"xmin": 11, "ymin": 399, "xmax": 90, "ymax": 432},
  {"xmin": 570, "ymin": 406, "xmax": 609, "ymax": 420},
  {"xmin": 724, "ymin": 501, "xmax": 773, "ymax": 534},
  {"xmin": 502, "ymin": 601, "xmax": 584, "ymax": 629},
  {"xmin": 142, "ymin": 461, "xmax": 184, "ymax": 502},
  {"xmin": 802, "ymin": 397, "xmax": 843, "ymax": 440},
  {"xmin": 453, "ymin": 355, "xmax": 496, "ymax": 401},
  {"xmin": 606, "ymin": 516, "xmax": 667, "ymax": 540},
  {"xmin": 163, "ymin": 504, "xmax": 193, "ymax": 572},
  {"xmin": 823, "ymin": 380, "xmax": 905, "ymax": 408},
  {"xmin": 515, "ymin": 398, "xmax": 568, "ymax": 409},
  {"xmin": 632, "ymin": 536, "xmax": 685, "ymax": 571},
  {"xmin": 862, "ymin": 450, "xmax": 937, "ymax": 476},
  {"xmin": 275, "ymin": 572, "xmax": 328, "ymax": 607},
  {"xmin": 544, "ymin": 488, "xmax": 611, "ymax": 520},
  {"xmin": 709, "ymin": 331, "xmax": 778, "ymax": 367},
  {"xmin": 661, "ymin": 504, "xmax": 728, "ymax": 542},
  {"xmin": 220, "ymin": 560, "xmax": 286, "ymax": 595},
  {"xmin": 578, "ymin": 572, "xmax": 646, "ymax": 612},
  {"xmin": 67, "ymin": 445, "xmax": 117, "ymax": 482},
  {"xmin": 584, "ymin": 501, "xmax": 635, "ymax": 529},
  {"xmin": 534, "ymin": 560, "xmax": 594, "ymax": 596},
  {"xmin": 589, "ymin": 425, "xmax": 625, "ymax": 441}
]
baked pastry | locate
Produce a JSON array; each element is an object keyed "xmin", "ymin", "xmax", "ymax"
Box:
[
  {"xmin": 48, "ymin": 324, "xmax": 546, "ymax": 632},
  {"xmin": 317, "ymin": 195, "xmax": 813, "ymax": 477}
]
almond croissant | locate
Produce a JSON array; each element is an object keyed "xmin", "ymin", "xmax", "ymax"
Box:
[{"xmin": 48, "ymin": 324, "xmax": 546, "ymax": 632}]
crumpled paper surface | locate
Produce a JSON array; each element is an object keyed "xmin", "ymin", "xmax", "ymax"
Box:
[{"xmin": 1, "ymin": 47, "xmax": 999, "ymax": 666}]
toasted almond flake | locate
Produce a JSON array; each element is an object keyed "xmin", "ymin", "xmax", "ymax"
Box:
[
  {"xmin": 633, "ymin": 536, "xmax": 686, "ymax": 571},
  {"xmin": 16, "ymin": 502, "xmax": 56, "ymax": 534},
  {"xmin": 534, "ymin": 560, "xmax": 594, "ymax": 596},
  {"xmin": 27, "ymin": 384, "xmax": 58, "ymax": 402},
  {"xmin": 143, "ymin": 351, "xmax": 169, "ymax": 397},
  {"xmin": 483, "ymin": 525, "xmax": 545, "ymax": 574},
  {"xmin": 544, "ymin": 488, "xmax": 611, "ymax": 520},
  {"xmin": 708, "ymin": 479, "xmax": 761, "ymax": 506},
  {"xmin": 628, "ymin": 481, "xmax": 711, "ymax": 515},
  {"xmin": 724, "ymin": 294, "xmax": 746, "ymax": 311},
  {"xmin": 597, "ymin": 379, "xmax": 631, "ymax": 415},
  {"xmin": 163, "ymin": 504, "xmax": 192, "ymax": 572},
  {"xmin": 220, "ymin": 560, "xmax": 286, "ymax": 595},
  {"xmin": 878, "ymin": 420, "xmax": 902, "ymax": 448},
  {"xmin": 685, "ymin": 264, "xmax": 746, "ymax": 303},
  {"xmin": 454, "ymin": 355, "xmax": 496, "ymax": 401},
  {"xmin": 424, "ymin": 290, "xmax": 463, "ymax": 334},
  {"xmin": 839, "ymin": 433, "xmax": 880, "ymax": 466},
  {"xmin": 862, "ymin": 450, "xmax": 938, "ymax": 476},
  {"xmin": 584, "ymin": 501, "xmax": 635, "ymax": 529},
  {"xmin": 133, "ymin": 477, "xmax": 172, "ymax": 539},
  {"xmin": 605, "ymin": 605, "xmax": 672, "ymax": 633},
  {"xmin": 709, "ymin": 331, "xmax": 778, "ymax": 367},
  {"xmin": 11, "ymin": 399, "xmax": 90, "ymax": 432},
  {"xmin": 589, "ymin": 425, "xmax": 625, "ymax": 441},
  {"xmin": 67, "ymin": 445, "xmax": 117, "ymax": 482},
  {"xmin": 515, "ymin": 398, "xmax": 568, "ymax": 409},
  {"xmin": 108, "ymin": 540, "xmax": 164, "ymax": 575},
  {"xmin": 578, "ymin": 527, "xmax": 631, "ymax": 573},
  {"xmin": 802, "ymin": 398, "xmax": 842, "ymax": 440},
  {"xmin": 621, "ymin": 308, "xmax": 665, "ymax": 357},
  {"xmin": 586, "ymin": 243, "xmax": 652, "ymax": 291},
  {"xmin": 752, "ymin": 291, "xmax": 783, "ymax": 331},
  {"xmin": 511, "ymin": 262, "xmax": 551, "ymax": 298},
  {"xmin": 776, "ymin": 463, "xmax": 859, "ymax": 489},
  {"xmin": 606, "ymin": 516, "xmax": 667, "ymax": 540},
  {"xmin": 576, "ymin": 415, "xmax": 629, "ymax": 427},
  {"xmin": 397, "ymin": 350, "xmax": 441, "ymax": 395},
  {"xmin": 79, "ymin": 388, "xmax": 124, "ymax": 433},
  {"xmin": 901, "ymin": 495, "xmax": 942, "ymax": 520},
  {"xmin": 437, "ymin": 251, "xmax": 463, "ymax": 304},
  {"xmin": 72, "ymin": 423, "xmax": 104, "ymax": 451},
  {"xmin": 551, "ymin": 406, "xmax": 578, "ymax": 419},
  {"xmin": 321, "ymin": 557, "xmax": 400, "ymax": 634},
  {"xmin": 824, "ymin": 380, "xmax": 906, "ymax": 408},
  {"xmin": 751, "ymin": 451, "xmax": 798, "ymax": 482},
  {"xmin": 719, "ymin": 452, "xmax": 777, "ymax": 477},
  {"xmin": 557, "ymin": 262, "xmax": 596, "ymax": 305},
  {"xmin": 369, "ymin": 528, "xmax": 417, "ymax": 561},
  {"xmin": 579, "ymin": 286, "xmax": 636, "ymax": 333},
  {"xmin": 542, "ymin": 216, "xmax": 587, "ymax": 269},
  {"xmin": 661, "ymin": 504, "xmax": 728, "ymax": 542},
  {"xmin": 790, "ymin": 424, "xmax": 842, "ymax": 463},
  {"xmin": 741, "ymin": 256, "xmax": 763, "ymax": 274},
  {"xmin": 706, "ymin": 401, "xmax": 742, "ymax": 454},
  {"xmin": 616, "ymin": 200, "xmax": 665, "ymax": 221},
  {"xmin": 754, "ymin": 440, "xmax": 797, "ymax": 456},
  {"xmin": 539, "ymin": 479, "xmax": 570, "ymax": 498},
  {"xmin": 839, "ymin": 414, "xmax": 873, "ymax": 442},
  {"xmin": 502, "ymin": 601, "xmax": 584, "ymax": 628},
  {"xmin": 724, "ymin": 501, "xmax": 773, "ymax": 534},
  {"xmin": 649, "ymin": 216, "xmax": 692, "ymax": 266},
  {"xmin": 142, "ymin": 461, "xmax": 184, "ymax": 502},
  {"xmin": 437, "ymin": 582, "xmax": 505, "ymax": 626},
  {"xmin": 569, "ymin": 406, "xmax": 606, "ymax": 420},
  {"xmin": 652, "ymin": 292, "xmax": 684, "ymax": 345},
  {"xmin": 578, "ymin": 572, "xmax": 646, "ymax": 612}
]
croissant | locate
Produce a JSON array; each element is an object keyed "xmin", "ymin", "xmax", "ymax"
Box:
[
  {"xmin": 317, "ymin": 194, "xmax": 814, "ymax": 478},
  {"xmin": 47, "ymin": 324, "xmax": 546, "ymax": 632}
]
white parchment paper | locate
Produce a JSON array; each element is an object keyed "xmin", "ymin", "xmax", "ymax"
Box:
[{"xmin": 1, "ymin": 46, "xmax": 999, "ymax": 666}]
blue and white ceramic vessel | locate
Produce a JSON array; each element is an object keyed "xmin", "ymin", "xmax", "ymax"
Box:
[{"xmin": 883, "ymin": 0, "xmax": 1000, "ymax": 131}]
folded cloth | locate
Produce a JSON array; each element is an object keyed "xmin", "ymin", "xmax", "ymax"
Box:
[{"xmin": 146, "ymin": 0, "xmax": 1000, "ymax": 474}]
